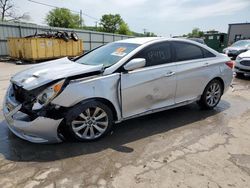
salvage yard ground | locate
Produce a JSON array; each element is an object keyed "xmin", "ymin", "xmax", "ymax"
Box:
[{"xmin": 0, "ymin": 62, "xmax": 250, "ymax": 188}]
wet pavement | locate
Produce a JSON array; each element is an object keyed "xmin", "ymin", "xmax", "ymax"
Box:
[{"xmin": 0, "ymin": 62, "xmax": 250, "ymax": 188}]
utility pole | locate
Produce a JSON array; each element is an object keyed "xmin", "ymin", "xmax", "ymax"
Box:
[{"xmin": 80, "ymin": 10, "xmax": 83, "ymax": 27}]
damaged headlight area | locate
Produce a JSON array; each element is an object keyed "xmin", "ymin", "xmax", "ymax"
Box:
[{"xmin": 32, "ymin": 79, "xmax": 65, "ymax": 110}]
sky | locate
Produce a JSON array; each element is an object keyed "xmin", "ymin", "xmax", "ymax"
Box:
[{"xmin": 15, "ymin": 0, "xmax": 250, "ymax": 37}]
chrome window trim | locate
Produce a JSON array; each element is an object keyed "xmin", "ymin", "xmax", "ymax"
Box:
[{"xmin": 104, "ymin": 38, "xmax": 219, "ymax": 75}]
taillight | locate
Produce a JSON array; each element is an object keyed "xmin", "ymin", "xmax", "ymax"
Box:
[{"xmin": 225, "ymin": 61, "xmax": 234, "ymax": 69}]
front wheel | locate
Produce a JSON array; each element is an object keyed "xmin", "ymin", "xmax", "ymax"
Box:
[
  {"xmin": 65, "ymin": 101, "xmax": 113, "ymax": 141},
  {"xmin": 198, "ymin": 79, "xmax": 223, "ymax": 110}
]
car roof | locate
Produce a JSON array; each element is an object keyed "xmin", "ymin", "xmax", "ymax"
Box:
[
  {"xmin": 115, "ymin": 37, "xmax": 207, "ymax": 45},
  {"xmin": 235, "ymin": 40, "xmax": 250, "ymax": 42},
  {"xmin": 114, "ymin": 37, "xmax": 220, "ymax": 56},
  {"xmin": 115, "ymin": 37, "xmax": 162, "ymax": 44}
]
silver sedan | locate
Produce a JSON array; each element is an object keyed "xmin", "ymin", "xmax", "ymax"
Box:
[{"xmin": 3, "ymin": 37, "xmax": 233, "ymax": 143}]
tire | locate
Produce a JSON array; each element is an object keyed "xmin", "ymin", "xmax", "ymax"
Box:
[
  {"xmin": 61, "ymin": 32, "xmax": 69, "ymax": 42},
  {"xmin": 198, "ymin": 79, "xmax": 223, "ymax": 110},
  {"xmin": 235, "ymin": 72, "xmax": 245, "ymax": 78},
  {"xmin": 65, "ymin": 100, "xmax": 113, "ymax": 142},
  {"xmin": 71, "ymin": 32, "xmax": 79, "ymax": 41}
]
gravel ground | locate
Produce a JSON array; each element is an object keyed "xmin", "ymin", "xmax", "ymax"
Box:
[{"xmin": 0, "ymin": 62, "xmax": 250, "ymax": 188}]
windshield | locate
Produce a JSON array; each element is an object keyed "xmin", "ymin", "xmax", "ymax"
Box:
[
  {"xmin": 75, "ymin": 42, "xmax": 140, "ymax": 67},
  {"xmin": 231, "ymin": 40, "xmax": 250, "ymax": 47}
]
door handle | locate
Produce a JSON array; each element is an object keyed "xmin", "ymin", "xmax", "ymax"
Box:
[{"xmin": 165, "ymin": 71, "xmax": 175, "ymax": 77}]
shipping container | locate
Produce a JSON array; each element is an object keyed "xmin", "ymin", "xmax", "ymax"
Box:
[
  {"xmin": 7, "ymin": 37, "xmax": 83, "ymax": 61},
  {"xmin": 204, "ymin": 31, "xmax": 227, "ymax": 53}
]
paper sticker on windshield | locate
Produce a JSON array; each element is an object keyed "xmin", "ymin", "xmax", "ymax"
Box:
[{"xmin": 111, "ymin": 47, "xmax": 127, "ymax": 57}]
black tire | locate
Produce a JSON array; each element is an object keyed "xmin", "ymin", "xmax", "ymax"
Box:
[
  {"xmin": 235, "ymin": 72, "xmax": 245, "ymax": 78},
  {"xmin": 198, "ymin": 79, "xmax": 223, "ymax": 110},
  {"xmin": 71, "ymin": 32, "xmax": 79, "ymax": 41},
  {"xmin": 61, "ymin": 32, "xmax": 69, "ymax": 42},
  {"xmin": 65, "ymin": 100, "xmax": 113, "ymax": 142}
]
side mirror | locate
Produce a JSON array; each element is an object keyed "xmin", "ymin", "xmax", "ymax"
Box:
[{"xmin": 123, "ymin": 58, "xmax": 146, "ymax": 71}]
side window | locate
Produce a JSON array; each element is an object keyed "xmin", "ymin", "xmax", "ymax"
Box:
[
  {"xmin": 134, "ymin": 42, "xmax": 172, "ymax": 67},
  {"xmin": 203, "ymin": 49, "xmax": 216, "ymax": 58},
  {"xmin": 173, "ymin": 42, "xmax": 203, "ymax": 61}
]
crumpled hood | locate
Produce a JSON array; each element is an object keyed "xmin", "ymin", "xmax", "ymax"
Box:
[{"xmin": 11, "ymin": 57, "xmax": 103, "ymax": 90}]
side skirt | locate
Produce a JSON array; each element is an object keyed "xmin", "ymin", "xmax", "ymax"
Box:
[{"xmin": 115, "ymin": 97, "xmax": 200, "ymax": 123}]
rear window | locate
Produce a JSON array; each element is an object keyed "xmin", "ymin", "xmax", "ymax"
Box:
[
  {"xmin": 174, "ymin": 42, "xmax": 203, "ymax": 61},
  {"xmin": 203, "ymin": 49, "xmax": 216, "ymax": 58}
]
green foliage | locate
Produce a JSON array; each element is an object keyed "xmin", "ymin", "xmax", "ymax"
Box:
[
  {"xmin": 144, "ymin": 32, "xmax": 157, "ymax": 37},
  {"xmin": 99, "ymin": 13, "xmax": 132, "ymax": 35},
  {"xmin": 45, "ymin": 10, "xmax": 152, "ymax": 37},
  {"xmin": 117, "ymin": 22, "xmax": 131, "ymax": 35},
  {"xmin": 46, "ymin": 8, "xmax": 81, "ymax": 28},
  {"xmin": 185, "ymin": 28, "xmax": 204, "ymax": 38},
  {"xmin": 100, "ymin": 14, "xmax": 123, "ymax": 33},
  {"xmin": 99, "ymin": 13, "xmax": 153, "ymax": 36}
]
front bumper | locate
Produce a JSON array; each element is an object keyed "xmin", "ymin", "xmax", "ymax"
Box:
[
  {"xmin": 234, "ymin": 66, "xmax": 250, "ymax": 74},
  {"xmin": 234, "ymin": 60, "xmax": 250, "ymax": 75},
  {"xmin": 3, "ymin": 87, "xmax": 63, "ymax": 144}
]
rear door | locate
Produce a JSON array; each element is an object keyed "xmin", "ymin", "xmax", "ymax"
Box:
[
  {"xmin": 173, "ymin": 41, "xmax": 216, "ymax": 103},
  {"xmin": 120, "ymin": 42, "xmax": 177, "ymax": 118}
]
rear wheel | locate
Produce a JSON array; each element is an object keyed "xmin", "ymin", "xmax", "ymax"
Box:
[
  {"xmin": 198, "ymin": 79, "xmax": 223, "ymax": 110},
  {"xmin": 65, "ymin": 101, "xmax": 113, "ymax": 141}
]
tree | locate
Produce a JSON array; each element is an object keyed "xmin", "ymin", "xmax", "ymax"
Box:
[
  {"xmin": 117, "ymin": 21, "xmax": 131, "ymax": 35},
  {"xmin": 145, "ymin": 32, "xmax": 157, "ymax": 37},
  {"xmin": 187, "ymin": 28, "xmax": 204, "ymax": 38},
  {"xmin": 0, "ymin": 0, "xmax": 29, "ymax": 21},
  {"xmin": 100, "ymin": 14, "xmax": 123, "ymax": 33},
  {"xmin": 99, "ymin": 14, "xmax": 132, "ymax": 35},
  {"xmin": 46, "ymin": 8, "xmax": 81, "ymax": 28}
]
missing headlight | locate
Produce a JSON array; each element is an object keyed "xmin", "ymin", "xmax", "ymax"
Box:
[{"xmin": 32, "ymin": 79, "xmax": 65, "ymax": 110}]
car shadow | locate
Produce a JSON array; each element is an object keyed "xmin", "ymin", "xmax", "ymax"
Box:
[{"xmin": 0, "ymin": 100, "xmax": 230, "ymax": 162}]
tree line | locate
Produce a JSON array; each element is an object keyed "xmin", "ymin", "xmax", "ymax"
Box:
[
  {"xmin": 45, "ymin": 8, "xmax": 156, "ymax": 36},
  {"xmin": 0, "ymin": 1, "xmax": 156, "ymax": 36}
]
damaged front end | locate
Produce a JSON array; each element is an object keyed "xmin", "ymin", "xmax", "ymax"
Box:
[
  {"xmin": 3, "ymin": 82, "xmax": 66, "ymax": 143},
  {"xmin": 2, "ymin": 57, "xmax": 109, "ymax": 143}
]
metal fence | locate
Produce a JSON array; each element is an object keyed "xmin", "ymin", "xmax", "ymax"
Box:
[{"xmin": 0, "ymin": 21, "xmax": 133, "ymax": 56}]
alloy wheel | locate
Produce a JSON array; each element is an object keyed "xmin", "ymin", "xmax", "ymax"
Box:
[
  {"xmin": 71, "ymin": 107, "xmax": 109, "ymax": 140},
  {"xmin": 206, "ymin": 82, "xmax": 221, "ymax": 107}
]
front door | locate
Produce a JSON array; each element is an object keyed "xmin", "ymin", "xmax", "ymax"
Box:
[{"xmin": 120, "ymin": 42, "xmax": 177, "ymax": 118}]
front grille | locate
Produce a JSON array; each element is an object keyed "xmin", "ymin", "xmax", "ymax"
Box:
[
  {"xmin": 12, "ymin": 84, "xmax": 27, "ymax": 103},
  {"xmin": 240, "ymin": 60, "xmax": 250, "ymax": 66}
]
